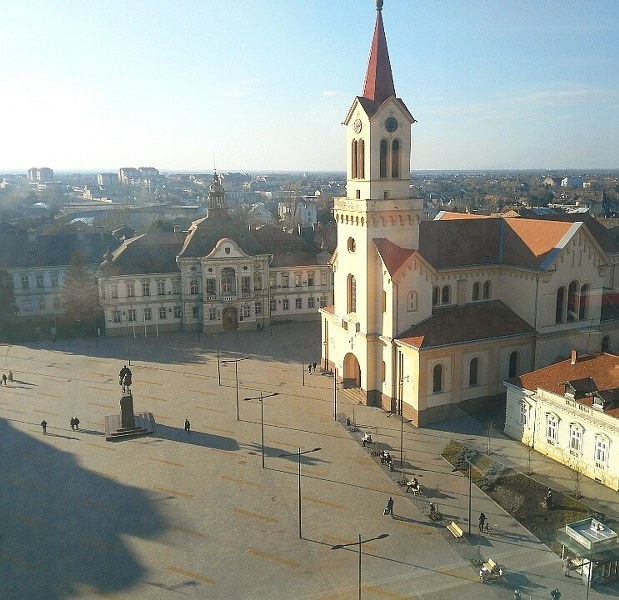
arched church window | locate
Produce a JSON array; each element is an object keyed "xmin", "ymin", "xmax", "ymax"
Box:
[
  {"xmin": 358, "ymin": 139, "xmax": 365, "ymax": 179},
  {"xmin": 221, "ymin": 268, "xmax": 236, "ymax": 294},
  {"xmin": 391, "ymin": 139, "xmax": 400, "ymax": 178},
  {"xmin": 441, "ymin": 285, "xmax": 451, "ymax": 305},
  {"xmin": 351, "ymin": 140, "xmax": 358, "ymax": 178},
  {"xmin": 508, "ymin": 350, "xmax": 520, "ymax": 378},
  {"xmin": 567, "ymin": 280, "xmax": 579, "ymax": 322},
  {"xmin": 579, "ymin": 284, "xmax": 589, "ymax": 320},
  {"xmin": 556, "ymin": 286, "xmax": 566, "ymax": 323},
  {"xmin": 432, "ymin": 286, "xmax": 439, "ymax": 306},
  {"xmin": 469, "ymin": 357, "xmax": 479, "ymax": 386},
  {"xmin": 432, "ymin": 364, "xmax": 443, "ymax": 393},
  {"xmin": 472, "ymin": 282, "xmax": 480, "ymax": 301},
  {"xmin": 347, "ymin": 274, "xmax": 356, "ymax": 313},
  {"xmin": 483, "ymin": 280, "xmax": 491, "ymax": 299},
  {"xmin": 379, "ymin": 139, "xmax": 388, "ymax": 178}
]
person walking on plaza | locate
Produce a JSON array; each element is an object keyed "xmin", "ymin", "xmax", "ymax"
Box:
[
  {"xmin": 41, "ymin": 420, "xmax": 47, "ymax": 434},
  {"xmin": 312, "ymin": 361, "xmax": 317, "ymax": 373},
  {"xmin": 8, "ymin": 370, "xmax": 12, "ymax": 383},
  {"xmin": 70, "ymin": 417, "xmax": 76, "ymax": 430},
  {"xmin": 384, "ymin": 496, "xmax": 394, "ymax": 518},
  {"xmin": 74, "ymin": 417, "xmax": 79, "ymax": 431},
  {"xmin": 479, "ymin": 512, "xmax": 486, "ymax": 533},
  {"xmin": 184, "ymin": 419, "xmax": 191, "ymax": 433},
  {"xmin": 307, "ymin": 363, "xmax": 312, "ymax": 374},
  {"xmin": 2, "ymin": 373, "xmax": 6, "ymax": 386}
]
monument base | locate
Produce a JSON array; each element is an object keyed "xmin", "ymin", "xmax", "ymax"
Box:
[{"xmin": 105, "ymin": 412, "xmax": 156, "ymax": 441}]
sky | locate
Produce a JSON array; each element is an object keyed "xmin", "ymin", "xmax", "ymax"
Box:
[{"xmin": 1, "ymin": 0, "xmax": 618, "ymax": 172}]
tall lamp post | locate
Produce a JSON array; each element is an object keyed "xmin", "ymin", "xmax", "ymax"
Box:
[
  {"xmin": 221, "ymin": 356, "xmax": 249, "ymax": 420},
  {"xmin": 331, "ymin": 533, "xmax": 389, "ymax": 600},
  {"xmin": 278, "ymin": 446, "xmax": 321, "ymax": 539},
  {"xmin": 122, "ymin": 311, "xmax": 131, "ymax": 365},
  {"xmin": 398, "ymin": 375, "xmax": 411, "ymax": 470},
  {"xmin": 451, "ymin": 460, "xmax": 472, "ymax": 535},
  {"xmin": 244, "ymin": 392, "xmax": 279, "ymax": 468}
]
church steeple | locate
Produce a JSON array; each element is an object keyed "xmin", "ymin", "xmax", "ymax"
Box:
[{"xmin": 362, "ymin": 0, "xmax": 395, "ymax": 105}]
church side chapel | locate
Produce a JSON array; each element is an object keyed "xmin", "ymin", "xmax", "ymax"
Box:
[{"xmin": 320, "ymin": 1, "xmax": 619, "ymax": 427}]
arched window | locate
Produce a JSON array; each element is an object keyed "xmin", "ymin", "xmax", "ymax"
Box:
[
  {"xmin": 483, "ymin": 280, "xmax": 491, "ymax": 299},
  {"xmin": 472, "ymin": 282, "xmax": 480, "ymax": 301},
  {"xmin": 567, "ymin": 280, "xmax": 579, "ymax": 322},
  {"xmin": 351, "ymin": 140, "xmax": 358, "ymax": 178},
  {"xmin": 469, "ymin": 358, "xmax": 479, "ymax": 386},
  {"xmin": 379, "ymin": 139, "xmax": 388, "ymax": 178},
  {"xmin": 358, "ymin": 139, "xmax": 365, "ymax": 179},
  {"xmin": 555, "ymin": 286, "xmax": 566, "ymax": 323},
  {"xmin": 432, "ymin": 286, "xmax": 440, "ymax": 306},
  {"xmin": 221, "ymin": 267, "xmax": 236, "ymax": 294},
  {"xmin": 602, "ymin": 335, "xmax": 611, "ymax": 352},
  {"xmin": 190, "ymin": 279, "xmax": 199, "ymax": 295},
  {"xmin": 432, "ymin": 364, "xmax": 443, "ymax": 393},
  {"xmin": 546, "ymin": 414, "xmax": 558, "ymax": 443},
  {"xmin": 508, "ymin": 351, "xmax": 520, "ymax": 378},
  {"xmin": 408, "ymin": 291, "xmax": 417, "ymax": 311},
  {"xmin": 347, "ymin": 274, "xmax": 356, "ymax": 313},
  {"xmin": 441, "ymin": 285, "xmax": 451, "ymax": 305},
  {"xmin": 391, "ymin": 139, "xmax": 400, "ymax": 178},
  {"xmin": 579, "ymin": 284, "xmax": 589, "ymax": 320}
]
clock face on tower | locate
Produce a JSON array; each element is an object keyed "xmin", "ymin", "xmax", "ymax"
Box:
[
  {"xmin": 385, "ymin": 117, "xmax": 398, "ymax": 132},
  {"xmin": 353, "ymin": 118, "xmax": 362, "ymax": 134}
]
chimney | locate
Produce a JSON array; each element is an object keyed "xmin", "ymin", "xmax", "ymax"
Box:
[{"xmin": 571, "ymin": 349, "xmax": 578, "ymax": 365}]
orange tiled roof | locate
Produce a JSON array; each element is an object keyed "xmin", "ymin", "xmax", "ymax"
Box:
[
  {"xmin": 397, "ymin": 300, "xmax": 534, "ymax": 349},
  {"xmin": 510, "ymin": 352, "xmax": 619, "ymax": 419},
  {"xmin": 374, "ymin": 238, "xmax": 415, "ymax": 277}
]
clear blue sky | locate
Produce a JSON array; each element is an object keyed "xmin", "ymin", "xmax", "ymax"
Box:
[{"xmin": 1, "ymin": 0, "xmax": 617, "ymax": 172}]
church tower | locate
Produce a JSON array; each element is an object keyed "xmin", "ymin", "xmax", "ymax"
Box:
[{"xmin": 322, "ymin": 0, "xmax": 422, "ymax": 403}]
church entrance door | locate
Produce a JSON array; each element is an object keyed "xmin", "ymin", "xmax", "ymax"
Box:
[
  {"xmin": 343, "ymin": 353, "xmax": 361, "ymax": 389},
  {"xmin": 222, "ymin": 307, "xmax": 238, "ymax": 330}
]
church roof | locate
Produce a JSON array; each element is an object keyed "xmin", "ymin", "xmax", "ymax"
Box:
[
  {"xmin": 374, "ymin": 238, "xmax": 415, "ymax": 277},
  {"xmin": 419, "ymin": 217, "xmax": 580, "ymax": 270},
  {"xmin": 397, "ymin": 300, "xmax": 534, "ymax": 349},
  {"xmin": 362, "ymin": 3, "xmax": 395, "ymax": 105},
  {"xmin": 251, "ymin": 224, "xmax": 319, "ymax": 267}
]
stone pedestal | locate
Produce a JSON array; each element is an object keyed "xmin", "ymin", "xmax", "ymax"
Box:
[
  {"xmin": 120, "ymin": 393, "xmax": 135, "ymax": 429},
  {"xmin": 105, "ymin": 391, "xmax": 155, "ymax": 441}
]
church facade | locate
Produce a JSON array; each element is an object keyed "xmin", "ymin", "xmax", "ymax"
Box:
[{"xmin": 320, "ymin": 1, "xmax": 619, "ymax": 426}]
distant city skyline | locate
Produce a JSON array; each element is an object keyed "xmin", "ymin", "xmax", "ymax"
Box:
[{"xmin": 1, "ymin": 0, "xmax": 617, "ymax": 172}]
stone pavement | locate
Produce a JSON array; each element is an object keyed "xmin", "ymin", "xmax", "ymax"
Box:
[{"xmin": 0, "ymin": 322, "xmax": 616, "ymax": 600}]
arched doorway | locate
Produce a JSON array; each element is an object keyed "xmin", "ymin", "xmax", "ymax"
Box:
[
  {"xmin": 222, "ymin": 307, "xmax": 237, "ymax": 330},
  {"xmin": 343, "ymin": 352, "xmax": 361, "ymax": 389}
]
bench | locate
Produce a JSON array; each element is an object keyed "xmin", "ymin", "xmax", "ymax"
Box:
[
  {"xmin": 446, "ymin": 521, "xmax": 464, "ymax": 540},
  {"xmin": 483, "ymin": 558, "xmax": 497, "ymax": 572}
]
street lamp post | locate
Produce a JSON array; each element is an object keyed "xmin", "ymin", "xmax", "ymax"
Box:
[
  {"xmin": 244, "ymin": 392, "xmax": 279, "ymax": 468},
  {"xmin": 221, "ymin": 357, "xmax": 249, "ymax": 420},
  {"xmin": 278, "ymin": 446, "xmax": 321, "ymax": 539},
  {"xmin": 333, "ymin": 366, "xmax": 338, "ymax": 421},
  {"xmin": 398, "ymin": 375, "xmax": 411, "ymax": 470},
  {"xmin": 452, "ymin": 460, "xmax": 472, "ymax": 536},
  {"xmin": 123, "ymin": 311, "xmax": 131, "ymax": 365},
  {"xmin": 331, "ymin": 533, "xmax": 389, "ymax": 600}
]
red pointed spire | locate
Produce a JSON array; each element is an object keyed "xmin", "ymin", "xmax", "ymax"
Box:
[{"xmin": 362, "ymin": 1, "xmax": 395, "ymax": 104}]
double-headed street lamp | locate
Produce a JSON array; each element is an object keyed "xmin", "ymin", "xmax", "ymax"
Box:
[
  {"xmin": 221, "ymin": 356, "xmax": 249, "ymax": 420},
  {"xmin": 243, "ymin": 392, "xmax": 280, "ymax": 468},
  {"xmin": 331, "ymin": 533, "xmax": 389, "ymax": 600},
  {"xmin": 278, "ymin": 446, "xmax": 321, "ymax": 539}
]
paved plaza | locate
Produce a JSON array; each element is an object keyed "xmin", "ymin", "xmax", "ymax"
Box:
[{"xmin": 1, "ymin": 322, "xmax": 617, "ymax": 599}]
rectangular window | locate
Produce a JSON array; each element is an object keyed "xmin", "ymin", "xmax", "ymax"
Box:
[
  {"xmin": 321, "ymin": 272, "xmax": 327, "ymax": 286},
  {"xmin": 282, "ymin": 299, "xmax": 289, "ymax": 311},
  {"xmin": 157, "ymin": 280, "xmax": 165, "ymax": 295},
  {"xmin": 174, "ymin": 306, "xmax": 182, "ymax": 318},
  {"xmin": 307, "ymin": 273, "xmax": 314, "ymax": 287},
  {"xmin": 270, "ymin": 300, "xmax": 277, "ymax": 313},
  {"xmin": 269, "ymin": 275, "xmax": 276, "ymax": 288},
  {"xmin": 320, "ymin": 297, "xmax": 327, "ymax": 307},
  {"xmin": 209, "ymin": 308, "xmax": 217, "ymax": 321},
  {"xmin": 22, "ymin": 275, "xmax": 29, "ymax": 289},
  {"xmin": 144, "ymin": 308, "xmax": 152, "ymax": 321},
  {"xmin": 569, "ymin": 427, "xmax": 581, "ymax": 452},
  {"xmin": 255, "ymin": 301, "xmax": 262, "ymax": 315},
  {"xmin": 546, "ymin": 417, "xmax": 557, "ymax": 442},
  {"xmin": 206, "ymin": 278, "xmax": 216, "ymax": 295},
  {"xmin": 159, "ymin": 307, "xmax": 166, "ymax": 320},
  {"xmin": 241, "ymin": 277, "xmax": 251, "ymax": 294},
  {"xmin": 53, "ymin": 297, "xmax": 62, "ymax": 309},
  {"xmin": 172, "ymin": 280, "xmax": 180, "ymax": 294},
  {"xmin": 36, "ymin": 274, "xmax": 44, "ymax": 288},
  {"xmin": 295, "ymin": 298, "xmax": 302, "ymax": 309},
  {"xmin": 294, "ymin": 273, "xmax": 301, "ymax": 287},
  {"xmin": 38, "ymin": 297, "xmax": 46, "ymax": 311},
  {"xmin": 51, "ymin": 273, "xmax": 58, "ymax": 287},
  {"xmin": 126, "ymin": 282, "xmax": 135, "ymax": 297},
  {"xmin": 192, "ymin": 306, "xmax": 199, "ymax": 319},
  {"xmin": 308, "ymin": 297, "xmax": 315, "ymax": 309},
  {"xmin": 23, "ymin": 298, "xmax": 31, "ymax": 312},
  {"xmin": 243, "ymin": 305, "xmax": 250, "ymax": 318},
  {"xmin": 254, "ymin": 273, "xmax": 262, "ymax": 290},
  {"xmin": 595, "ymin": 439, "xmax": 607, "ymax": 463},
  {"xmin": 519, "ymin": 403, "xmax": 527, "ymax": 426},
  {"xmin": 281, "ymin": 273, "xmax": 289, "ymax": 288},
  {"xmin": 128, "ymin": 309, "xmax": 136, "ymax": 322},
  {"xmin": 142, "ymin": 282, "xmax": 150, "ymax": 296},
  {"xmin": 111, "ymin": 285, "xmax": 118, "ymax": 299},
  {"xmin": 113, "ymin": 311, "xmax": 121, "ymax": 323}
]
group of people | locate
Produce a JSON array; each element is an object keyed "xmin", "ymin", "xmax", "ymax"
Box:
[
  {"xmin": 362, "ymin": 432, "xmax": 373, "ymax": 447},
  {"xmin": 1, "ymin": 370, "xmax": 13, "ymax": 385},
  {"xmin": 69, "ymin": 417, "xmax": 80, "ymax": 431},
  {"xmin": 307, "ymin": 361, "xmax": 318, "ymax": 374}
]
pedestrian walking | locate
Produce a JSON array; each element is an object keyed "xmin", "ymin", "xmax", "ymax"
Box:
[
  {"xmin": 563, "ymin": 557, "xmax": 571, "ymax": 577},
  {"xmin": 307, "ymin": 364, "xmax": 312, "ymax": 374},
  {"xmin": 384, "ymin": 496, "xmax": 394, "ymax": 517},
  {"xmin": 70, "ymin": 417, "xmax": 76, "ymax": 430},
  {"xmin": 479, "ymin": 512, "xmax": 486, "ymax": 532},
  {"xmin": 41, "ymin": 420, "xmax": 47, "ymax": 434},
  {"xmin": 74, "ymin": 417, "xmax": 80, "ymax": 431},
  {"xmin": 312, "ymin": 361, "xmax": 317, "ymax": 372},
  {"xmin": 1, "ymin": 373, "xmax": 6, "ymax": 385},
  {"xmin": 184, "ymin": 419, "xmax": 191, "ymax": 433},
  {"xmin": 8, "ymin": 370, "xmax": 13, "ymax": 383}
]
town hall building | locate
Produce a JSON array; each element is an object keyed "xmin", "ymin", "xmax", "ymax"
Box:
[{"xmin": 320, "ymin": 0, "xmax": 619, "ymax": 427}]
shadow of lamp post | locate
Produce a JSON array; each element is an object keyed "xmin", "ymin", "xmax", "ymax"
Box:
[
  {"xmin": 451, "ymin": 460, "xmax": 472, "ymax": 536},
  {"xmin": 277, "ymin": 446, "xmax": 321, "ymax": 539},
  {"xmin": 331, "ymin": 533, "xmax": 389, "ymax": 600},
  {"xmin": 221, "ymin": 356, "xmax": 249, "ymax": 420},
  {"xmin": 244, "ymin": 392, "xmax": 279, "ymax": 468}
]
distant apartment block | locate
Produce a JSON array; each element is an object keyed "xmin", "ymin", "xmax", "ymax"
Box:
[{"xmin": 27, "ymin": 167, "xmax": 54, "ymax": 183}]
